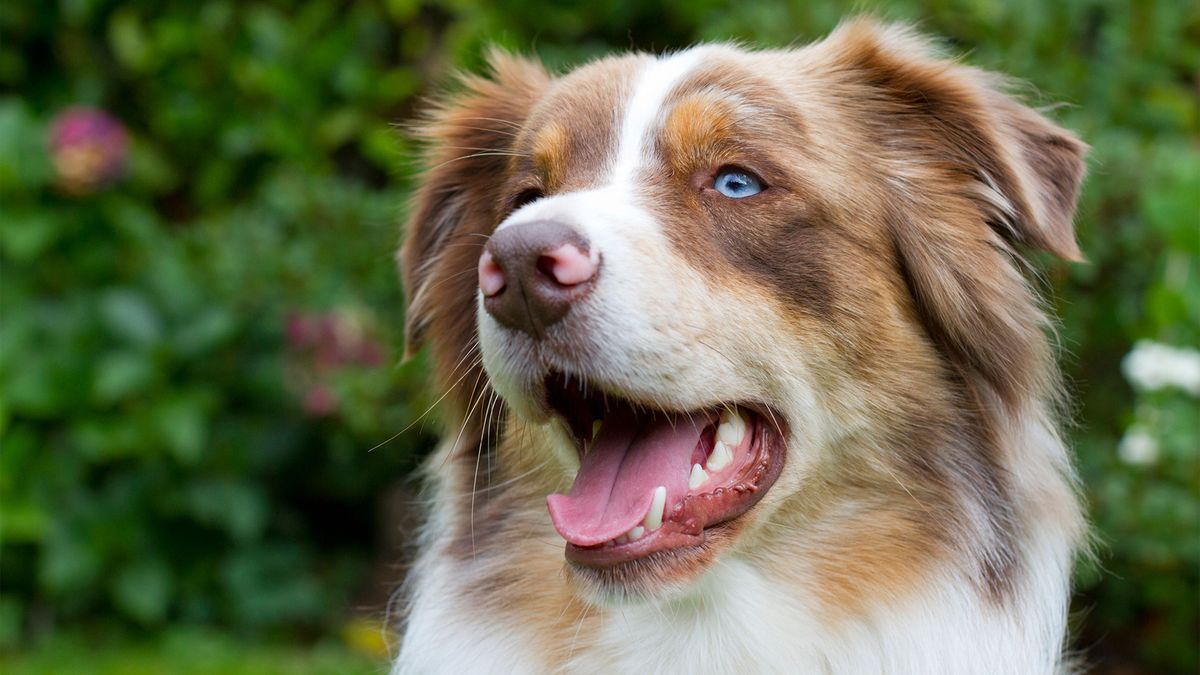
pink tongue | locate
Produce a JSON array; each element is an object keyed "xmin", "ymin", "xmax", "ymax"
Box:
[{"xmin": 547, "ymin": 408, "xmax": 708, "ymax": 546}]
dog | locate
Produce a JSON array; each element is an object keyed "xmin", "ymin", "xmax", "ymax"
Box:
[{"xmin": 394, "ymin": 17, "xmax": 1087, "ymax": 674}]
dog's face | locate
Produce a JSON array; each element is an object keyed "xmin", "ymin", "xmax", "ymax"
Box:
[{"xmin": 403, "ymin": 21, "xmax": 1084, "ymax": 602}]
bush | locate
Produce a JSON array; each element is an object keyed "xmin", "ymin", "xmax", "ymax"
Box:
[
  {"xmin": 1, "ymin": 0, "xmax": 1196, "ymax": 671},
  {"xmin": 0, "ymin": 0, "xmax": 434, "ymax": 640}
]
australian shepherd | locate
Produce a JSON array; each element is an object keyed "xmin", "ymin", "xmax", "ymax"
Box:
[{"xmin": 393, "ymin": 18, "xmax": 1088, "ymax": 674}]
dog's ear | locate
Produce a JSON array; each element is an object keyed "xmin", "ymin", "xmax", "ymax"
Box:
[
  {"xmin": 824, "ymin": 19, "xmax": 1087, "ymax": 400},
  {"xmin": 827, "ymin": 18, "xmax": 1087, "ymax": 261},
  {"xmin": 401, "ymin": 50, "xmax": 549, "ymax": 366}
]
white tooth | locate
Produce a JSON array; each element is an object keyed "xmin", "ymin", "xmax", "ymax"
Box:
[
  {"xmin": 717, "ymin": 409, "xmax": 746, "ymax": 446},
  {"xmin": 707, "ymin": 440, "xmax": 733, "ymax": 472},
  {"xmin": 615, "ymin": 533, "xmax": 629, "ymax": 544},
  {"xmin": 627, "ymin": 526, "xmax": 644, "ymax": 541},
  {"xmin": 688, "ymin": 463, "xmax": 709, "ymax": 490},
  {"xmin": 592, "ymin": 419, "xmax": 602, "ymax": 440},
  {"xmin": 644, "ymin": 486, "xmax": 666, "ymax": 531}
]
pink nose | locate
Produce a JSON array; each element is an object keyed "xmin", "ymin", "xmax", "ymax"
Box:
[
  {"xmin": 478, "ymin": 220, "xmax": 600, "ymax": 337},
  {"xmin": 478, "ymin": 250, "xmax": 506, "ymax": 297}
]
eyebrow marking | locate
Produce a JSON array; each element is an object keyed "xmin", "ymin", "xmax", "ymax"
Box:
[
  {"xmin": 609, "ymin": 47, "xmax": 711, "ymax": 185},
  {"xmin": 532, "ymin": 122, "xmax": 569, "ymax": 188}
]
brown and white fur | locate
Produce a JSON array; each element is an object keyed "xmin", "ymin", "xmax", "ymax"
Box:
[{"xmin": 394, "ymin": 18, "xmax": 1087, "ymax": 674}]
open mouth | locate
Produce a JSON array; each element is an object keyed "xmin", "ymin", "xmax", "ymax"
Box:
[{"xmin": 543, "ymin": 372, "xmax": 786, "ymax": 568}]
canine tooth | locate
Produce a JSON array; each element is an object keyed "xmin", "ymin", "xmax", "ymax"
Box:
[
  {"xmin": 688, "ymin": 463, "xmax": 709, "ymax": 490},
  {"xmin": 707, "ymin": 440, "xmax": 733, "ymax": 472},
  {"xmin": 592, "ymin": 420, "xmax": 602, "ymax": 440},
  {"xmin": 717, "ymin": 409, "xmax": 746, "ymax": 446},
  {"xmin": 644, "ymin": 486, "xmax": 666, "ymax": 531},
  {"xmin": 627, "ymin": 526, "xmax": 644, "ymax": 541}
]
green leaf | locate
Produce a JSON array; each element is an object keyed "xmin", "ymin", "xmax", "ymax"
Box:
[
  {"xmin": 99, "ymin": 289, "xmax": 163, "ymax": 346},
  {"xmin": 40, "ymin": 528, "xmax": 102, "ymax": 596},
  {"xmin": 0, "ymin": 596, "xmax": 22, "ymax": 649},
  {"xmin": 0, "ymin": 501, "xmax": 49, "ymax": 541},
  {"xmin": 155, "ymin": 394, "xmax": 209, "ymax": 464},
  {"xmin": 0, "ymin": 208, "xmax": 64, "ymax": 261},
  {"xmin": 0, "ymin": 99, "xmax": 52, "ymax": 193},
  {"xmin": 92, "ymin": 351, "xmax": 155, "ymax": 404},
  {"xmin": 111, "ymin": 558, "xmax": 173, "ymax": 624},
  {"xmin": 125, "ymin": 137, "xmax": 180, "ymax": 194},
  {"xmin": 361, "ymin": 124, "xmax": 405, "ymax": 174},
  {"xmin": 108, "ymin": 7, "xmax": 154, "ymax": 73},
  {"xmin": 4, "ymin": 354, "xmax": 62, "ymax": 415},
  {"xmin": 316, "ymin": 108, "xmax": 363, "ymax": 150},
  {"xmin": 172, "ymin": 308, "xmax": 236, "ymax": 356},
  {"xmin": 179, "ymin": 478, "xmax": 268, "ymax": 542}
]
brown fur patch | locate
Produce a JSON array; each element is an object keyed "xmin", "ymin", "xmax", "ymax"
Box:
[
  {"xmin": 825, "ymin": 19, "xmax": 1086, "ymax": 261},
  {"xmin": 650, "ymin": 58, "xmax": 841, "ymax": 323},
  {"xmin": 402, "ymin": 53, "xmax": 645, "ymax": 580},
  {"xmin": 807, "ymin": 506, "xmax": 943, "ymax": 616},
  {"xmin": 506, "ymin": 55, "xmax": 645, "ymax": 198},
  {"xmin": 661, "ymin": 94, "xmax": 738, "ymax": 172},
  {"xmin": 806, "ymin": 19, "xmax": 1086, "ymax": 410},
  {"xmin": 402, "ymin": 50, "xmax": 550, "ymax": 425},
  {"xmin": 531, "ymin": 122, "xmax": 570, "ymax": 189}
]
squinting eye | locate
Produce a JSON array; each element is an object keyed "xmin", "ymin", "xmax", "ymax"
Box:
[
  {"xmin": 510, "ymin": 188, "xmax": 545, "ymax": 212},
  {"xmin": 712, "ymin": 168, "xmax": 764, "ymax": 199}
]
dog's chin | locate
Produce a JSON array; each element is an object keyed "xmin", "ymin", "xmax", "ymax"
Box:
[{"xmin": 518, "ymin": 370, "xmax": 788, "ymax": 600}]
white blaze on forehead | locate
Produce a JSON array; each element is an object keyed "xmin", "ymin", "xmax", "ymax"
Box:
[
  {"xmin": 609, "ymin": 47, "xmax": 711, "ymax": 185},
  {"xmin": 493, "ymin": 47, "xmax": 710, "ymax": 232}
]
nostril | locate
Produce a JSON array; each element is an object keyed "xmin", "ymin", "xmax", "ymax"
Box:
[
  {"xmin": 479, "ymin": 250, "xmax": 506, "ymax": 297},
  {"xmin": 539, "ymin": 243, "xmax": 598, "ymax": 286},
  {"xmin": 535, "ymin": 253, "xmax": 558, "ymax": 281}
]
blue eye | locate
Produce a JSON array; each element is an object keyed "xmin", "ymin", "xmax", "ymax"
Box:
[{"xmin": 713, "ymin": 168, "xmax": 764, "ymax": 199}]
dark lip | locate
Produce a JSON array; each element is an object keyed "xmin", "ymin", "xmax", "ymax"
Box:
[{"xmin": 550, "ymin": 401, "xmax": 788, "ymax": 569}]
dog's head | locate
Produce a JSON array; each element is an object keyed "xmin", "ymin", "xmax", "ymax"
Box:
[{"xmin": 402, "ymin": 19, "xmax": 1085, "ymax": 602}]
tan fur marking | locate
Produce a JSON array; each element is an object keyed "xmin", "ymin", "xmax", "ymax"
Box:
[
  {"xmin": 807, "ymin": 508, "xmax": 942, "ymax": 617},
  {"xmin": 662, "ymin": 94, "xmax": 736, "ymax": 172},
  {"xmin": 531, "ymin": 122, "xmax": 570, "ymax": 190}
]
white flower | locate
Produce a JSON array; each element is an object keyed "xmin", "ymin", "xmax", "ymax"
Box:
[
  {"xmin": 1121, "ymin": 340, "xmax": 1200, "ymax": 396},
  {"xmin": 1117, "ymin": 427, "xmax": 1160, "ymax": 466}
]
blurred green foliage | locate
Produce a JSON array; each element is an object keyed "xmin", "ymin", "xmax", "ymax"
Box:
[
  {"xmin": 0, "ymin": 0, "xmax": 1196, "ymax": 671},
  {"xmin": 0, "ymin": 626, "xmax": 382, "ymax": 674}
]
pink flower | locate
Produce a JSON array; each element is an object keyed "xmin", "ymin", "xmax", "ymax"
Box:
[
  {"xmin": 285, "ymin": 309, "xmax": 387, "ymax": 368},
  {"xmin": 286, "ymin": 309, "xmax": 387, "ymax": 415},
  {"xmin": 303, "ymin": 385, "xmax": 338, "ymax": 417},
  {"xmin": 285, "ymin": 312, "xmax": 320, "ymax": 349},
  {"xmin": 49, "ymin": 106, "xmax": 128, "ymax": 195}
]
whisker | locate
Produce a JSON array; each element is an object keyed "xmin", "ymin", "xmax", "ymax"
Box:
[
  {"xmin": 442, "ymin": 146, "xmax": 529, "ymax": 157},
  {"xmin": 482, "ymin": 390, "xmax": 504, "ymax": 491},
  {"xmin": 426, "ymin": 151, "xmax": 525, "ymax": 173},
  {"xmin": 567, "ymin": 603, "xmax": 593, "ymax": 660},
  {"xmin": 470, "ymin": 458, "xmax": 550, "ymax": 495},
  {"xmin": 461, "ymin": 379, "xmax": 493, "ymax": 559},
  {"xmin": 446, "ymin": 125, "xmax": 521, "ymax": 138},
  {"xmin": 881, "ymin": 461, "xmax": 932, "ymax": 516},
  {"xmin": 413, "ymin": 266, "xmax": 480, "ymax": 299},
  {"xmin": 439, "ymin": 362, "xmax": 490, "ymax": 470},
  {"xmin": 366, "ymin": 347, "xmax": 481, "ymax": 453},
  {"xmin": 448, "ymin": 115, "xmax": 525, "ymax": 130}
]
